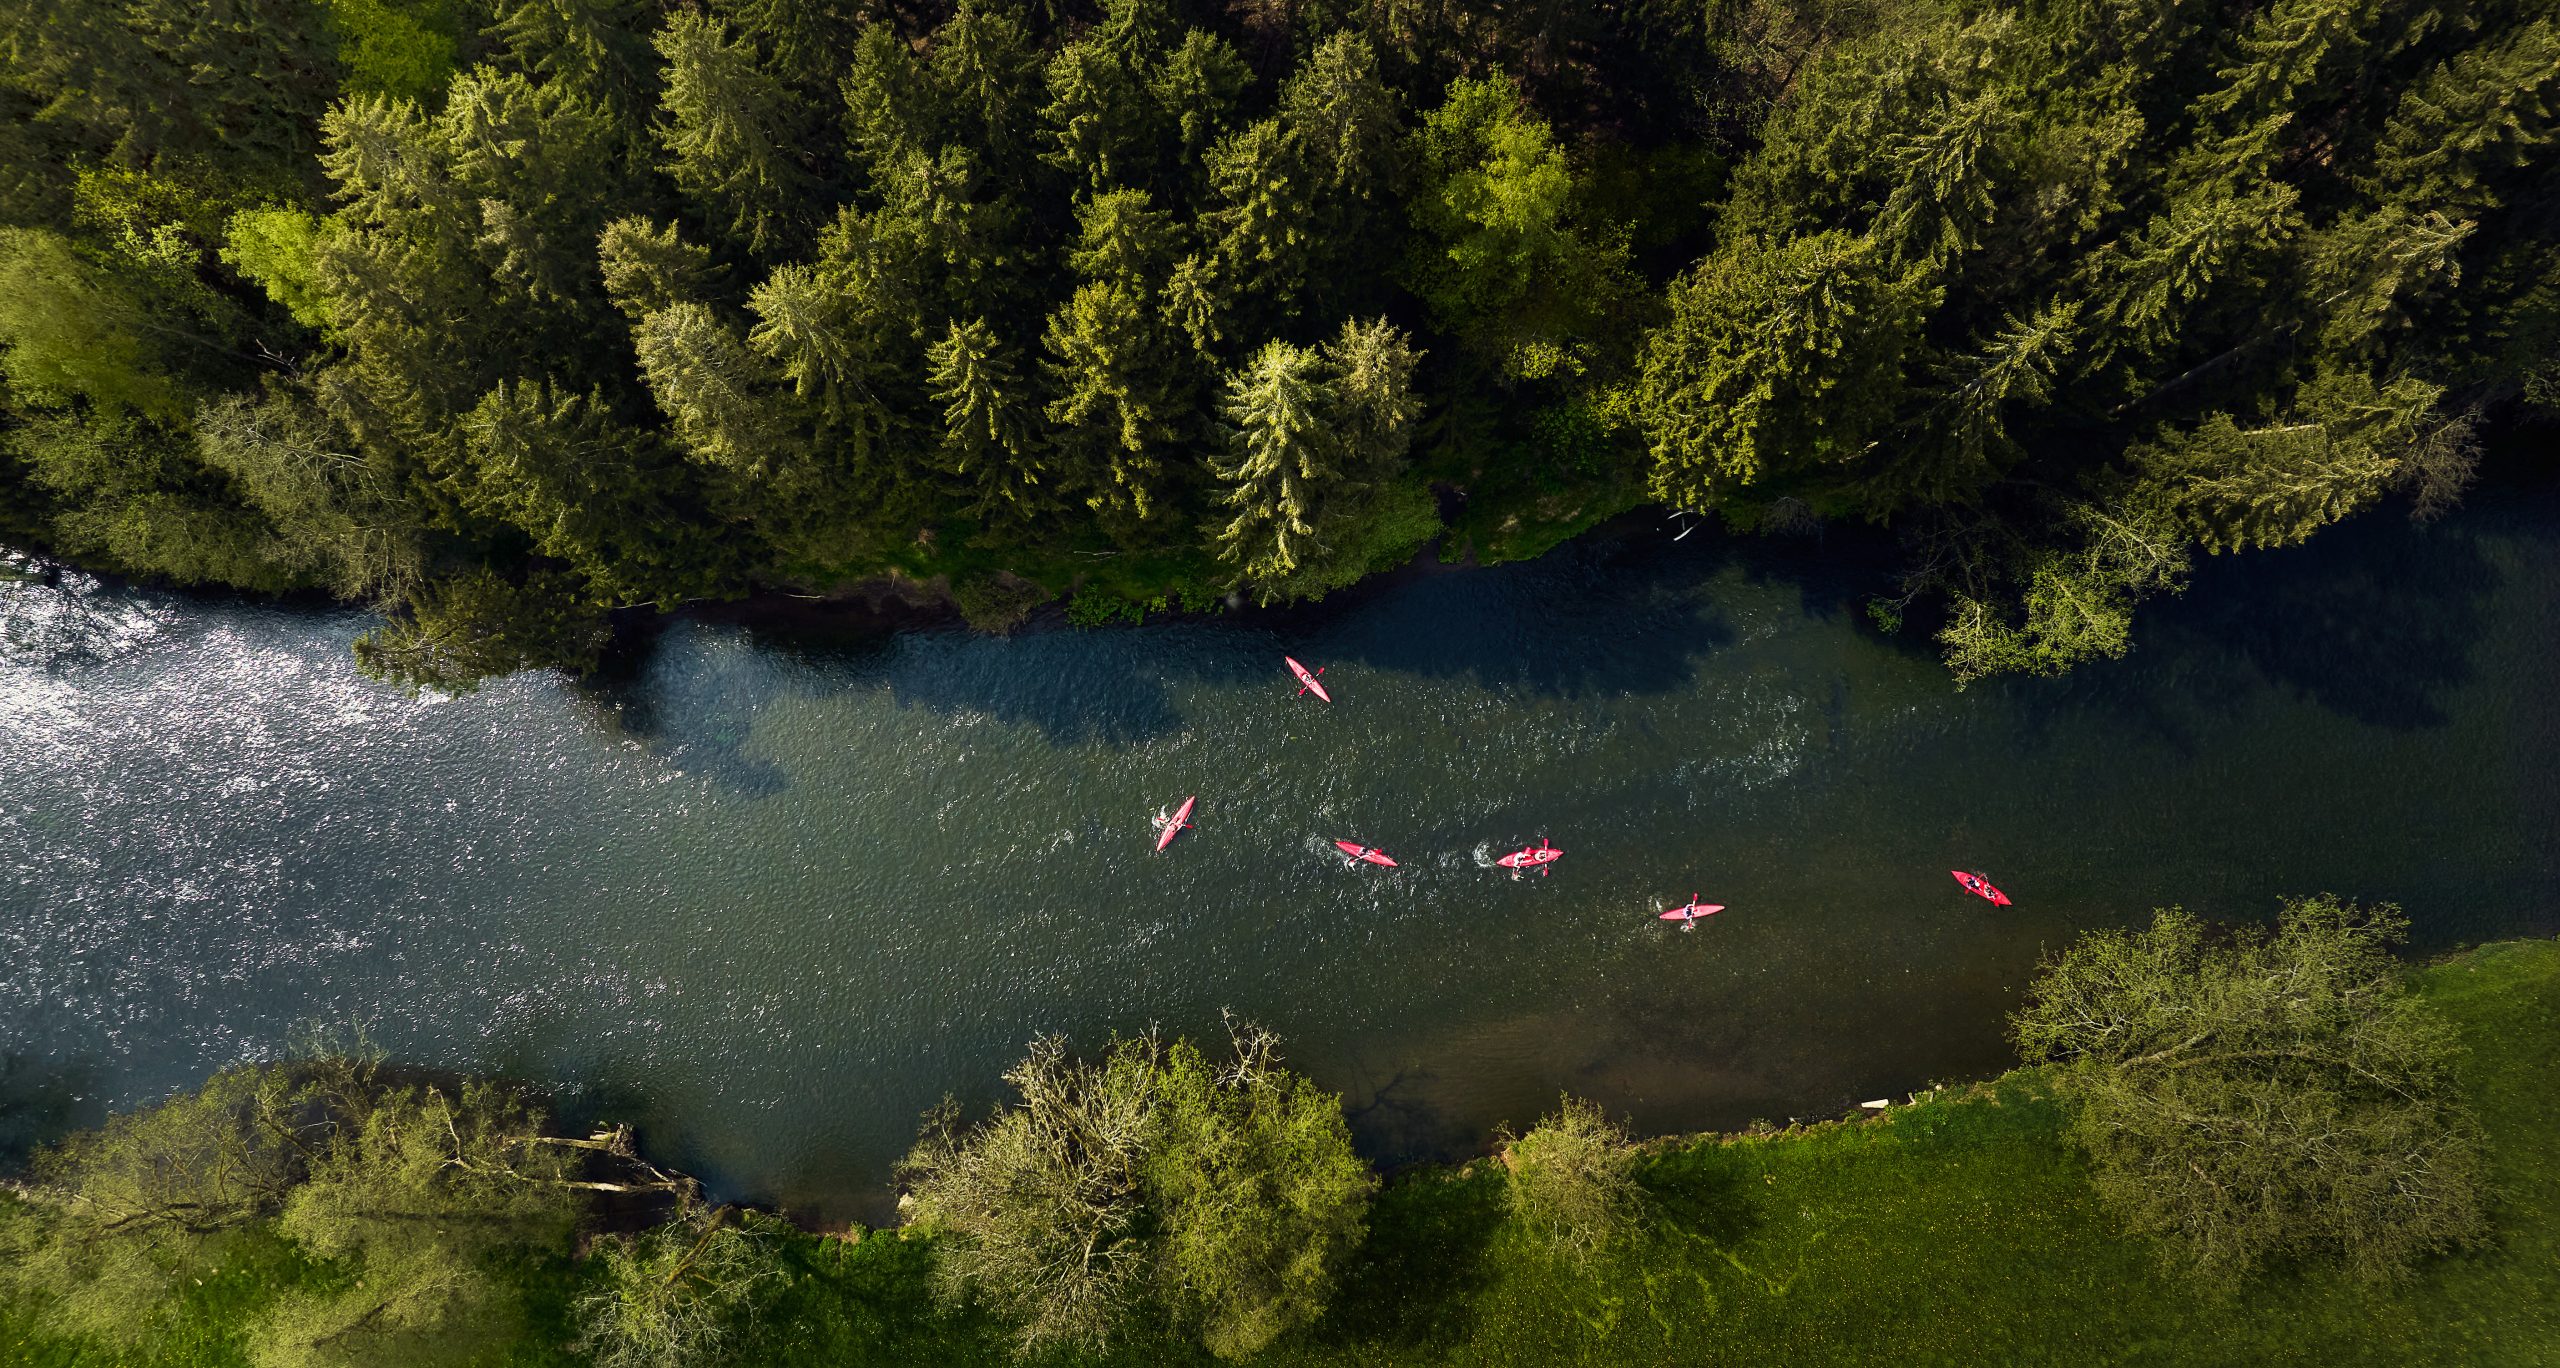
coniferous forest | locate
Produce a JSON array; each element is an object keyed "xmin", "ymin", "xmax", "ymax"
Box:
[{"xmin": 0, "ymin": 0, "xmax": 2553, "ymax": 688}]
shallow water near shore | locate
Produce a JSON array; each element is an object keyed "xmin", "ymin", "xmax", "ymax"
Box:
[{"xmin": 6, "ymin": 480, "xmax": 2558, "ymax": 1223}]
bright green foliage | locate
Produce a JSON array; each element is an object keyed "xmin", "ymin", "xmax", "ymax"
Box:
[
  {"xmin": 2015, "ymin": 898, "xmax": 2487, "ymax": 1282},
  {"xmin": 574, "ymin": 1206, "xmax": 787, "ymax": 1368},
  {"xmin": 316, "ymin": 0, "xmax": 460, "ymax": 102},
  {"xmin": 0, "ymin": 227, "xmax": 187, "ymax": 417},
  {"xmin": 900, "ymin": 1035, "xmax": 1160, "ymax": 1354},
  {"xmin": 901, "ymin": 1021, "xmax": 1371, "ymax": 1359},
  {"xmin": 257, "ymin": 1081, "xmax": 582, "ymax": 1368},
  {"xmin": 653, "ymin": 7, "xmax": 809, "ymax": 256},
  {"xmin": 1212, "ymin": 340, "xmax": 1334, "ymax": 591},
  {"xmin": 1146, "ymin": 1024, "xmax": 1375, "ymax": 1360},
  {"xmin": 1405, "ymin": 73, "xmax": 1633, "ymax": 381},
  {"xmin": 1501, "ymin": 1095, "xmax": 1642, "ymax": 1268},
  {"xmin": 1931, "ymin": 491, "xmax": 2193, "ymax": 684},
  {"xmin": 223, "ymin": 208, "xmax": 333, "ymax": 328},
  {"xmin": 1639, "ymin": 230, "xmax": 1936, "ymax": 508}
]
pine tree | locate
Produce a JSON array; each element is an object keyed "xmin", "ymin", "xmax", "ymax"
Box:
[
  {"xmin": 931, "ymin": 0, "xmax": 1048, "ymax": 180},
  {"xmin": 1212, "ymin": 340, "xmax": 1336, "ymax": 593},
  {"xmin": 1042, "ymin": 279, "xmax": 1182, "ymax": 530},
  {"xmin": 652, "ymin": 8, "xmax": 811, "ymax": 256},
  {"xmin": 2135, "ymin": 366, "xmax": 2441, "ymax": 553},
  {"xmin": 488, "ymin": 0, "xmax": 658, "ymax": 123},
  {"xmin": 1067, "ymin": 188, "xmax": 1179, "ymax": 289},
  {"xmin": 597, "ymin": 215, "xmax": 718, "ymax": 320},
  {"xmin": 1323, "ymin": 316, "xmax": 1421, "ymax": 480},
  {"xmin": 1874, "ymin": 89, "xmax": 2011, "ymax": 270},
  {"xmin": 1877, "ymin": 300, "xmax": 2080, "ymax": 508},
  {"xmin": 1041, "ymin": 35, "xmax": 1154, "ymax": 193},
  {"xmin": 840, "ymin": 20, "xmax": 940, "ymax": 178},
  {"xmin": 928, "ymin": 317, "xmax": 1049, "ymax": 520},
  {"xmin": 2301, "ymin": 207, "xmax": 2473, "ymax": 360},
  {"xmin": 2080, "ymin": 182, "xmax": 2302, "ymax": 371},
  {"xmin": 1205, "ymin": 119, "xmax": 1314, "ymax": 326},
  {"xmin": 1149, "ymin": 29, "xmax": 1251, "ymax": 183},
  {"xmin": 744, "ymin": 263, "xmax": 865, "ymax": 422},
  {"xmin": 1639, "ymin": 230, "xmax": 1937, "ymax": 508},
  {"xmin": 2369, "ymin": 17, "xmax": 2559, "ymax": 215},
  {"xmin": 630, "ymin": 300, "xmax": 800, "ymax": 477}
]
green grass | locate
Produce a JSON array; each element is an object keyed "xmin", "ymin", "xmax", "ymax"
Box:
[{"xmin": 8, "ymin": 941, "xmax": 2557, "ymax": 1366}]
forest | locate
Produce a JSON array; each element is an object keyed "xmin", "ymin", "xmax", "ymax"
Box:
[{"xmin": 0, "ymin": 0, "xmax": 2553, "ymax": 687}]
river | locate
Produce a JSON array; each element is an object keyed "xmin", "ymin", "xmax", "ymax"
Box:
[{"xmin": 5, "ymin": 480, "xmax": 2556, "ymax": 1223}]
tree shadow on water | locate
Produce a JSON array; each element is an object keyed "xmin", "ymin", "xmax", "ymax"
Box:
[
  {"xmin": 0, "ymin": 1054, "xmax": 103, "ymax": 1167},
  {"xmin": 2137, "ymin": 511, "xmax": 2507, "ymax": 732},
  {"xmin": 1303, "ymin": 534, "xmax": 1745, "ymax": 700}
]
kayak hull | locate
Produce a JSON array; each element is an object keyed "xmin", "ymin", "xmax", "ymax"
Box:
[
  {"xmin": 1496, "ymin": 845, "xmax": 1563, "ymax": 870},
  {"xmin": 1156, "ymin": 796, "xmax": 1197, "ymax": 852},
  {"xmin": 1950, "ymin": 870, "xmax": 2011, "ymax": 905},
  {"xmin": 1284, "ymin": 656, "xmax": 1333, "ymax": 703},
  {"xmin": 1332, "ymin": 840, "xmax": 1397, "ymax": 867},
  {"xmin": 1659, "ymin": 904, "xmax": 1725, "ymax": 920}
]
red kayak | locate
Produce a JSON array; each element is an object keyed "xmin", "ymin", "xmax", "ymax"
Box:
[
  {"xmin": 1285, "ymin": 656, "xmax": 1332, "ymax": 702},
  {"xmin": 1658, "ymin": 895, "xmax": 1726, "ymax": 924},
  {"xmin": 1496, "ymin": 839, "xmax": 1563, "ymax": 878},
  {"xmin": 1951, "ymin": 870, "xmax": 2011, "ymax": 906},
  {"xmin": 1155, "ymin": 796, "xmax": 1196, "ymax": 852},
  {"xmin": 1332, "ymin": 840, "xmax": 1397, "ymax": 867}
]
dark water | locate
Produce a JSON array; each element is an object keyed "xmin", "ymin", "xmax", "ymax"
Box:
[{"xmin": 5, "ymin": 484, "xmax": 2557, "ymax": 1223}]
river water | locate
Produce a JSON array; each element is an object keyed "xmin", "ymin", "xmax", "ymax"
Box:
[{"xmin": 5, "ymin": 482, "xmax": 2557, "ymax": 1223}]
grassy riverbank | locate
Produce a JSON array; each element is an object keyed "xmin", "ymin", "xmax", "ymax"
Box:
[{"xmin": 8, "ymin": 939, "xmax": 2557, "ymax": 1366}]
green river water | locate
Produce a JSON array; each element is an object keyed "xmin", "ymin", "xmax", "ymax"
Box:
[{"xmin": 4, "ymin": 483, "xmax": 2556, "ymax": 1222}]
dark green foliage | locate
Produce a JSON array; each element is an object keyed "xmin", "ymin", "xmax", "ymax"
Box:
[
  {"xmin": 2015, "ymin": 899, "xmax": 2488, "ymax": 1281},
  {"xmin": 1, "ymin": 0, "xmax": 2553, "ymax": 687}
]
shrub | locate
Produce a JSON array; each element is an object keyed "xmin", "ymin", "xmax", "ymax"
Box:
[{"xmin": 1501, "ymin": 1095, "xmax": 1642, "ymax": 1267}]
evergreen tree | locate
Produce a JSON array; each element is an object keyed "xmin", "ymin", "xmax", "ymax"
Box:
[
  {"xmin": 2369, "ymin": 18, "xmax": 2560, "ymax": 215},
  {"xmin": 1213, "ymin": 339, "xmax": 1335, "ymax": 594},
  {"xmin": 652, "ymin": 8, "xmax": 812, "ymax": 257},
  {"xmin": 929, "ymin": 316, "xmax": 1050, "ymax": 520},
  {"xmin": 1639, "ymin": 230, "xmax": 1937, "ymax": 510},
  {"xmin": 2135, "ymin": 366, "xmax": 2443, "ymax": 554},
  {"xmin": 1405, "ymin": 72, "xmax": 1633, "ymax": 381},
  {"xmin": 598, "ymin": 215, "xmax": 719, "ymax": 320},
  {"xmin": 630, "ymin": 300, "xmax": 802, "ymax": 478},
  {"xmin": 1043, "ymin": 279, "xmax": 1184, "ymax": 532}
]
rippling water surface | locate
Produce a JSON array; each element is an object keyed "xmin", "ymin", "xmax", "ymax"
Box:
[{"xmin": 5, "ymin": 486, "xmax": 2557, "ymax": 1221}]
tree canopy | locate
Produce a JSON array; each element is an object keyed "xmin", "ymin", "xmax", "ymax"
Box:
[{"xmin": 0, "ymin": 0, "xmax": 2551, "ymax": 686}]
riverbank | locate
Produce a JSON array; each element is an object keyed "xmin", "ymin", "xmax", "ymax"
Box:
[{"xmin": 9, "ymin": 938, "xmax": 2554, "ymax": 1366}]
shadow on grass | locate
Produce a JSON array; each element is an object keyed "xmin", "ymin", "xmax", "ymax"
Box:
[
  {"xmin": 1638, "ymin": 1141, "xmax": 1767, "ymax": 1246},
  {"xmin": 1305, "ymin": 1165, "xmax": 1509, "ymax": 1352}
]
